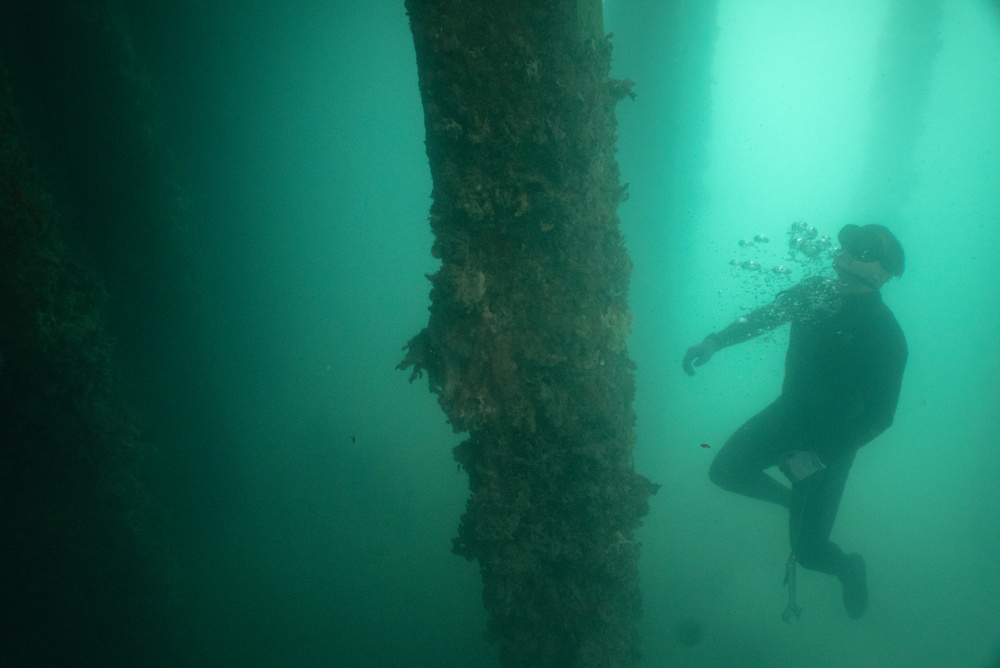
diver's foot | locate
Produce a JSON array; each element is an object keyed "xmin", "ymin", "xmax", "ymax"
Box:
[{"xmin": 839, "ymin": 553, "xmax": 868, "ymax": 619}]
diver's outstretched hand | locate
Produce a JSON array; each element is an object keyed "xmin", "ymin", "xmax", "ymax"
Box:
[{"xmin": 683, "ymin": 337, "xmax": 720, "ymax": 376}]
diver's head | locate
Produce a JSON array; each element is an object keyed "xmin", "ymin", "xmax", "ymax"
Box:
[
  {"xmin": 838, "ymin": 224, "xmax": 905, "ymax": 275},
  {"xmin": 834, "ymin": 224, "xmax": 905, "ymax": 290}
]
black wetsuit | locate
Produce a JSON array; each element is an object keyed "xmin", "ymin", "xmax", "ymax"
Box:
[{"xmin": 708, "ymin": 276, "xmax": 907, "ymax": 574}]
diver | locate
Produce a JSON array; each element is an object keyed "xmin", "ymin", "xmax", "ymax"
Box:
[{"xmin": 682, "ymin": 224, "xmax": 908, "ymax": 620}]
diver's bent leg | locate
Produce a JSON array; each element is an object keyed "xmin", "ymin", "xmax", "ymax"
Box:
[
  {"xmin": 709, "ymin": 402, "xmax": 794, "ymax": 508},
  {"xmin": 709, "ymin": 455, "xmax": 791, "ymax": 508}
]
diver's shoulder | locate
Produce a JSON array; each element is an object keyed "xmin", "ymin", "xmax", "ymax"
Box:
[
  {"xmin": 800, "ymin": 275, "xmax": 836, "ymax": 289},
  {"xmin": 788, "ymin": 275, "xmax": 838, "ymax": 297},
  {"xmin": 774, "ymin": 275, "xmax": 839, "ymax": 316}
]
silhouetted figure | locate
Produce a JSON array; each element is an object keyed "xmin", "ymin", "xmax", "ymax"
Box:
[{"xmin": 683, "ymin": 224, "xmax": 907, "ymax": 619}]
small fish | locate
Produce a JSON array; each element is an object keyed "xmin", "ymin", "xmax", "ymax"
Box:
[
  {"xmin": 700, "ymin": 443, "xmax": 711, "ymax": 449},
  {"xmin": 351, "ymin": 435, "xmax": 356, "ymax": 444}
]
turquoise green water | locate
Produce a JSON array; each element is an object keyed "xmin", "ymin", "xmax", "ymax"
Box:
[
  {"xmin": 8, "ymin": 1, "xmax": 1000, "ymax": 666},
  {"xmin": 155, "ymin": 2, "xmax": 1000, "ymax": 665}
]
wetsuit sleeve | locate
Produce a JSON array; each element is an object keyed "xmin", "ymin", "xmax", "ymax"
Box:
[
  {"xmin": 815, "ymin": 333, "xmax": 908, "ymax": 461},
  {"xmin": 707, "ymin": 282, "xmax": 810, "ymax": 349}
]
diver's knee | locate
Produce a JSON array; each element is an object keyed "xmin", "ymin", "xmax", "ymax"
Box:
[
  {"xmin": 708, "ymin": 456, "xmax": 735, "ymax": 490},
  {"xmin": 794, "ymin": 548, "xmax": 820, "ymax": 571}
]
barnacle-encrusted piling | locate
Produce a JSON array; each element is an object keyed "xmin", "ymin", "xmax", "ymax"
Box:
[{"xmin": 401, "ymin": 1, "xmax": 655, "ymax": 665}]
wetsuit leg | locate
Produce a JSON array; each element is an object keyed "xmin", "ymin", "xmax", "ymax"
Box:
[
  {"xmin": 788, "ymin": 450, "xmax": 856, "ymax": 574},
  {"xmin": 709, "ymin": 401, "xmax": 795, "ymax": 508}
]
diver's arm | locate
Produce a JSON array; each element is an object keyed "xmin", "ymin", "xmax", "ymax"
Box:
[
  {"xmin": 708, "ymin": 300, "xmax": 795, "ymax": 348},
  {"xmin": 683, "ymin": 296, "xmax": 798, "ymax": 376},
  {"xmin": 683, "ymin": 278, "xmax": 822, "ymax": 376},
  {"xmin": 712, "ymin": 277, "xmax": 823, "ymax": 348}
]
